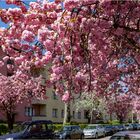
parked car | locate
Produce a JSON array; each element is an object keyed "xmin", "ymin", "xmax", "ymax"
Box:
[
  {"xmin": 104, "ymin": 125, "xmax": 117, "ymax": 136},
  {"xmin": 124, "ymin": 124, "xmax": 133, "ymax": 130},
  {"xmin": 110, "ymin": 131, "xmax": 140, "ymax": 140},
  {"xmin": 136, "ymin": 124, "xmax": 140, "ymax": 130},
  {"xmin": 131, "ymin": 123, "xmax": 139, "ymax": 130},
  {"xmin": 116, "ymin": 124, "xmax": 125, "ymax": 131},
  {"xmin": 83, "ymin": 124, "xmax": 105, "ymax": 139},
  {"xmin": 0, "ymin": 120, "xmax": 55, "ymax": 139},
  {"xmin": 55, "ymin": 125, "xmax": 84, "ymax": 139}
]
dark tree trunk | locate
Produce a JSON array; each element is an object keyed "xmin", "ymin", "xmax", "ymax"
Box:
[
  {"xmin": 6, "ymin": 112, "xmax": 15, "ymax": 131},
  {"xmin": 117, "ymin": 115, "xmax": 124, "ymax": 124}
]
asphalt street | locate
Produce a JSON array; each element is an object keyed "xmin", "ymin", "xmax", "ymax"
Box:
[{"xmin": 84, "ymin": 136, "xmax": 111, "ymax": 140}]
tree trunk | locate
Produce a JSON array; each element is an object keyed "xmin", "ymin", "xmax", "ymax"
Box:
[
  {"xmin": 63, "ymin": 102, "xmax": 71, "ymax": 125},
  {"xmin": 110, "ymin": 113, "xmax": 112, "ymax": 121},
  {"xmin": 117, "ymin": 115, "xmax": 124, "ymax": 124},
  {"xmin": 90, "ymin": 109, "xmax": 94, "ymax": 124},
  {"xmin": 6, "ymin": 112, "xmax": 15, "ymax": 131}
]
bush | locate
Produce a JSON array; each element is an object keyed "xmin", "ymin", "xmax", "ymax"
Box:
[
  {"xmin": 108, "ymin": 120, "xmax": 120, "ymax": 125},
  {"xmin": 54, "ymin": 124, "xmax": 63, "ymax": 132},
  {"xmin": 79, "ymin": 124, "xmax": 88, "ymax": 129},
  {"xmin": 0, "ymin": 124, "xmax": 8, "ymax": 135}
]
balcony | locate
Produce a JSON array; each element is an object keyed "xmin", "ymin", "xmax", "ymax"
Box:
[{"xmin": 32, "ymin": 104, "xmax": 47, "ymax": 120}]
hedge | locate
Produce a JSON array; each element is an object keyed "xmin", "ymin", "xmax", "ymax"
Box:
[{"xmin": 0, "ymin": 124, "xmax": 8, "ymax": 135}]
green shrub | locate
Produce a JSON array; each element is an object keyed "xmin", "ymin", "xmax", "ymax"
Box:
[
  {"xmin": 0, "ymin": 124, "xmax": 8, "ymax": 135},
  {"xmin": 79, "ymin": 124, "xmax": 88, "ymax": 129},
  {"xmin": 108, "ymin": 120, "xmax": 120, "ymax": 125},
  {"xmin": 54, "ymin": 124, "xmax": 63, "ymax": 132}
]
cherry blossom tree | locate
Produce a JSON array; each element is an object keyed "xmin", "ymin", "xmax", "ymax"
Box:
[
  {"xmin": 0, "ymin": 71, "xmax": 46, "ymax": 131},
  {"xmin": 0, "ymin": 0, "xmax": 139, "ymax": 123},
  {"xmin": 106, "ymin": 94, "xmax": 133, "ymax": 123}
]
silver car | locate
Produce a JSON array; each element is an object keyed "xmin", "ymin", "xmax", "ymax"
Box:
[{"xmin": 83, "ymin": 124, "xmax": 106, "ymax": 139}]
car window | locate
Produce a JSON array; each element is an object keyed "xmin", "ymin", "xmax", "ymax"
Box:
[
  {"xmin": 29, "ymin": 124, "xmax": 48, "ymax": 133},
  {"xmin": 63, "ymin": 126, "xmax": 72, "ymax": 131},
  {"xmin": 12, "ymin": 124, "xmax": 28, "ymax": 133},
  {"xmin": 85, "ymin": 125, "xmax": 97, "ymax": 129},
  {"xmin": 73, "ymin": 126, "xmax": 80, "ymax": 130},
  {"xmin": 47, "ymin": 124, "xmax": 54, "ymax": 130}
]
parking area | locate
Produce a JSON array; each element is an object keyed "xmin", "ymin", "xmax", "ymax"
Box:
[
  {"xmin": 98, "ymin": 136, "xmax": 111, "ymax": 140},
  {"xmin": 84, "ymin": 136, "xmax": 111, "ymax": 140}
]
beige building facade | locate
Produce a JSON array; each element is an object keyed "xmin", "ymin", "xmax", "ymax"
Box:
[
  {"xmin": 31, "ymin": 90, "xmax": 88, "ymax": 123},
  {"xmin": 30, "ymin": 66, "xmax": 88, "ymax": 123}
]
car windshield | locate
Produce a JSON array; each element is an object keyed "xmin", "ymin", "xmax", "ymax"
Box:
[
  {"xmin": 105, "ymin": 126, "xmax": 112, "ymax": 128},
  {"xmin": 63, "ymin": 126, "xmax": 72, "ymax": 131},
  {"xmin": 12, "ymin": 124, "xmax": 28, "ymax": 133},
  {"xmin": 85, "ymin": 125, "xmax": 97, "ymax": 129}
]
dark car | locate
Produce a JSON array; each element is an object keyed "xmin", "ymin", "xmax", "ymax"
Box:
[
  {"xmin": 116, "ymin": 124, "xmax": 125, "ymax": 131},
  {"xmin": 0, "ymin": 120, "xmax": 55, "ymax": 139},
  {"xmin": 104, "ymin": 125, "xmax": 117, "ymax": 136},
  {"xmin": 110, "ymin": 131, "xmax": 140, "ymax": 140},
  {"xmin": 55, "ymin": 125, "xmax": 84, "ymax": 139},
  {"xmin": 131, "ymin": 123, "xmax": 139, "ymax": 130},
  {"xmin": 124, "ymin": 124, "xmax": 133, "ymax": 130}
]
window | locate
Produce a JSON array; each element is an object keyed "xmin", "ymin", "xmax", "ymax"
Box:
[
  {"xmin": 25, "ymin": 107, "xmax": 33, "ymax": 116},
  {"xmin": 61, "ymin": 110, "xmax": 64, "ymax": 118},
  {"xmin": 52, "ymin": 108, "xmax": 58, "ymax": 118},
  {"xmin": 29, "ymin": 124, "xmax": 47, "ymax": 133},
  {"xmin": 52, "ymin": 92, "xmax": 58, "ymax": 100},
  {"xmin": 77, "ymin": 111, "xmax": 81, "ymax": 119},
  {"xmin": 73, "ymin": 111, "xmax": 75, "ymax": 119}
]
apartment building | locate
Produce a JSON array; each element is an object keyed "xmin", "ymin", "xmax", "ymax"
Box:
[
  {"xmin": 27, "ymin": 66, "xmax": 88, "ymax": 123},
  {"xmin": 30, "ymin": 91, "xmax": 88, "ymax": 123},
  {"xmin": 0, "ymin": 49, "xmax": 88, "ymax": 123}
]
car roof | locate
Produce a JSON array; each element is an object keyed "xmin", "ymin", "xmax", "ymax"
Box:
[
  {"xmin": 64, "ymin": 125, "xmax": 80, "ymax": 127},
  {"xmin": 22, "ymin": 120, "xmax": 53, "ymax": 125},
  {"xmin": 87, "ymin": 124, "xmax": 102, "ymax": 126}
]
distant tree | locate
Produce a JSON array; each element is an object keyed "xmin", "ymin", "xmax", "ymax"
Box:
[
  {"xmin": 106, "ymin": 94, "xmax": 133, "ymax": 123},
  {"xmin": 0, "ymin": 72, "xmax": 46, "ymax": 131},
  {"xmin": 74, "ymin": 92, "xmax": 107, "ymax": 123}
]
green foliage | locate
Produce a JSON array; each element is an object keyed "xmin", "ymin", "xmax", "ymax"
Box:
[
  {"xmin": 0, "ymin": 124, "xmax": 8, "ymax": 135},
  {"xmin": 108, "ymin": 120, "xmax": 120, "ymax": 125},
  {"xmin": 53, "ymin": 124, "xmax": 63, "ymax": 132},
  {"xmin": 79, "ymin": 124, "xmax": 88, "ymax": 129}
]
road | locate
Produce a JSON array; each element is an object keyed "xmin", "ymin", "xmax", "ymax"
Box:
[
  {"xmin": 98, "ymin": 136, "xmax": 111, "ymax": 140},
  {"xmin": 84, "ymin": 136, "xmax": 111, "ymax": 140}
]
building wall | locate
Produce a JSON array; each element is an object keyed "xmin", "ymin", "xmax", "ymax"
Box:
[
  {"xmin": 32, "ymin": 87, "xmax": 88, "ymax": 123},
  {"xmin": 15, "ymin": 100, "xmax": 32, "ymax": 122}
]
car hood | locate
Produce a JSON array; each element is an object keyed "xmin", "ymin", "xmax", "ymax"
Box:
[
  {"xmin": 0, "ymin": 131, "xmax": 24, "ymax": 139},
  {"xmin": 83, "ymin": 129, "xmax": 96, "ymax": 133},
  {"xmin": 57, "ymin": 130, "xmax": 68, "ymax": 135}
]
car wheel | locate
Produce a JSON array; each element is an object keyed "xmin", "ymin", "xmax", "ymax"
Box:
[
  {"xmin": 95, "ymin": 133, "xmax": 98, "ymax": 139},
  {"xmin": 66, "ymin": 136, "xmax": 71, "ymax": 139},
  {"xmin": 103, "ymin": 132, "xmax": 106, "ymax": 137},
  {"xmin": 80, "ymin": 134, "xmax": 84, "ymax": 139}
]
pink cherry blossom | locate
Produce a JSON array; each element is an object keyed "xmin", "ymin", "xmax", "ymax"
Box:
[{"xmin": 22, "ymin": 30, "xmax": 35, "ymax": 42}]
